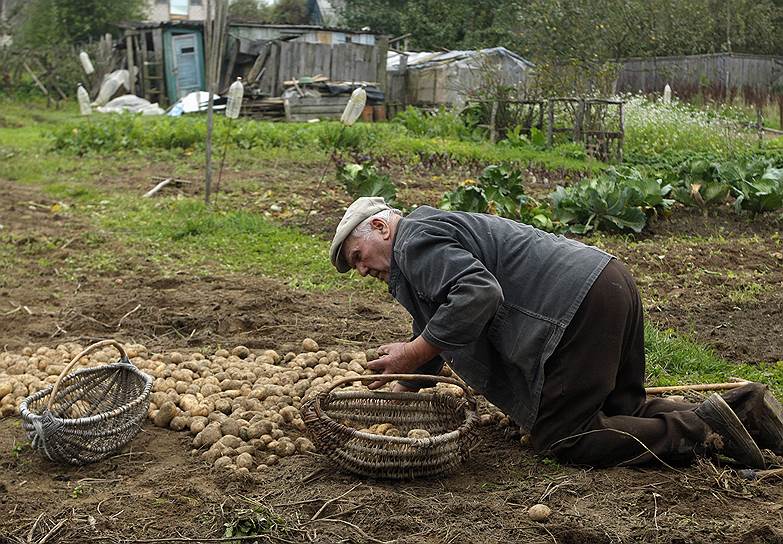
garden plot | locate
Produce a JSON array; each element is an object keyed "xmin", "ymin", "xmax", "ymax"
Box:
[
  {"xmin": 2, "ymin": 100, "xmax": 783, "ymax": 541},
  {"xmin": 2, "ymin": 177, "xmax": 783, "ymax": 543}
]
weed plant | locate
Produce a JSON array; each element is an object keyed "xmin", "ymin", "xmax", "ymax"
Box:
[{"xmin": 623, "ymin": 95, "xmax": 758, "ymax": 164}]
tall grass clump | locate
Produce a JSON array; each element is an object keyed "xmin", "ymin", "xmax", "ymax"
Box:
[
  {"xmin": 623, "ymin": 95, "xmax": 757, "ymax": 164},
  {"xmin": 392, "ymin": 106, "xmax": 481, "ymax": 141}
]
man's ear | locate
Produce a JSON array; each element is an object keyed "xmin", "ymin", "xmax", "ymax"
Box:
[{"xmin": 370, "ymin": 218, "xmax": 390, "ymax": 238}]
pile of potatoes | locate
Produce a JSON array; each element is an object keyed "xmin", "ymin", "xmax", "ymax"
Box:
[{"xmin": 0, "ymin": 338, "xmax": 495, "ymax": 477}]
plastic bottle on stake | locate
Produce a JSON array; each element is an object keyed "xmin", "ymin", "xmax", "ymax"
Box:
[
  {"xmin": 225, "ymin": 77, "xmax": 244, "ymax": 119},
  {"xmin": 340, "ymin": 87, "xmax": 367, "ymax": 126},
  {"xmin": 77, "ymin": 84, "xmax": 92, "ymax": 116},
  {"xmin": 663, "ymin": 83, "xmax": 672, "ymax": 105},
  {"xmin": 79, "ymin": 51, "xmax": 95, "ymax": 75}
]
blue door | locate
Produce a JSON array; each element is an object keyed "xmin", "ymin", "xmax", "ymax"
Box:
[{"xmin": 172, "ymin": 33, "xmax": 202, "ymax": 99}]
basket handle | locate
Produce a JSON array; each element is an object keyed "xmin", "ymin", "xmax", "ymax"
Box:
[
  {"xmin": 324, "ymin": 373, "xmax": 474, "ymax": 402},
  {"xmin": 47, "ymin": 339, "xmax": 129, "ymax": 411}
]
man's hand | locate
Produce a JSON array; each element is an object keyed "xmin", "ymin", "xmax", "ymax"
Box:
[{"xmin": 366, "ymin": 337, "xmax": 441, "ymax": 390}]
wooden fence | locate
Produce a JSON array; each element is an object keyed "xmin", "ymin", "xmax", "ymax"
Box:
[{"xmin": 617, "ymin": 53, "xmax": 783, "ymax": 103}]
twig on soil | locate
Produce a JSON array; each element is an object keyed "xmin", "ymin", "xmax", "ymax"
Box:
[
  {"xmin": 81, "ymin": 536, "xmax": 292, "ymax": 543},
  {"xmin": 548, "ymin": 428, "xmax": 687, "ymax": 474},
  {"xmin": 49, "ymin": 325, "xmax": 67, "ymax": 338},
  {"xmin": 652, "ymin": 492, "xmax": 661, "ymax": 532},
  {"xmin": 300, "ymin": 467, "xmax": 328, "ymax": 483},
  {"xmin": 310, "ymin": 484, "xmax": 361, "ymax": 521},
  {"xmin": 76, "ymin": 312, "xmax": 112, "ymax": 329},
  {"xmin": 60, "ymin": 237, "xmax": 78, "ymax": 250},
  {"xmin": 306, "ymin": 518, "xmax": 393, "ymax": 544},
  {"xmin": 26, "ymin": 512, "xmax": 44, "ymax": 543},
  {"xmin": 116, "ymin": 304, "xmax": 142, "ymax": 329},
  {"xmin": 38, "ymin": 519, "xmax": 66, "ymax": 544},
  {"xmin": 3, "ymin": 305, "xmax": 21, "ymax": 316}
]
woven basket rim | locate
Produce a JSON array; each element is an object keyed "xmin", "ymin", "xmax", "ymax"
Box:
[
  {"xmin": 308, "ymin": 381, "xmax": 479, "ymax": 447},
  {"xmin": 19, "ymin": 362, "xmax": 153, "ymax": 425}
]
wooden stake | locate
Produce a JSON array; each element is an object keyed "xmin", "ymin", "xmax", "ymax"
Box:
[{"xmin": 645, "ymin": 381, "xmax": 750, "ymax": 395}]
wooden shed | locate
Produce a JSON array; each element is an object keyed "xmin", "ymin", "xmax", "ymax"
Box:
[{"xmin": 119, "ymin": 21, "xmax": 388, "ymax": 110}]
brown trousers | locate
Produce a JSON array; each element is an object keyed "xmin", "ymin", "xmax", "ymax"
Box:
[{"xmin": 530, "ymin": 259, "xmax": 713, "ymax": 466}]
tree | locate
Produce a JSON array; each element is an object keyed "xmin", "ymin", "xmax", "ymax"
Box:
[
  {"xmin": 338, "ymin": 0, "xmax": 521, "ymax": 51},
  {"xmin": 16, "ymin": 0, "xmax": 145, "ymax": 47},
  {"xmin": 270, "ymin": 0, "xmax": 310, "ymax": 25},
  {"xmin": 229, "ymin": 0, "xmax": 271, "ymax": 22}
]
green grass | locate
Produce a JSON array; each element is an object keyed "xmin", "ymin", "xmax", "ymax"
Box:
[
  {"xmin": 92, "ymin": 196, "xmax": 374, "ymax": 291},
  {"xmin": 645, "ymin": 325, "xmax": 783, "ymax": 396}
]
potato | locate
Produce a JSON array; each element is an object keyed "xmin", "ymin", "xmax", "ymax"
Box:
[
  {"xmin": 214, "ymin": 456, "xmax": 233, "ymax": 469},
  {"xmin": 302, "ymin": 338, "xmax": 319, "ymax": 352},
  {"xmin": 220, "ymin": 418, "xmax": 242, "ymax": 438},
  {"xmin": 407, "ymin": 429, "xmax": 431, "ymax": 439},
  {"xmin": 154, "ymin": 401, "xmax": 178, "ymax": 428},
  {"xmin": 190, "ymin": 416, "xmax": 208, "ymax": 435},
  {"xmin": 217, "ymin": 435, "xmax": 242, "ymax": 451},
  {"xmin": 295, "ymin": 437, "xmax": 315, "ymax": 454},
  {"xmin": 231, "ymin": 346, "xmax": 251, "ymax": 359},
  {"xmin": 275, "ymin": 440, "xmax": 296, "ymax": 457},
  {"xmin": 247, "ymin": 420, "xmax": 273, "ymax": 439},
  {"xmin": 194, "ymin": 424, "xmax": 222, "ymax": 448},
  {"xmin": 0, "ymin": 382, "xmax": 13, "ymax": 400},
  {"xmin": 528, "ymin": 504, "xmax": 551, "ymax": 522},
  {"xmin": 214, "ymin": 398, "xmax": 232, "ymax": 415},
  {"xmin": 233, "ymin": 451, "xmax": 253, "ymax": 469},
  {"xmin": 169, "ymin": 415, "xmax": 190, "ymax": 432},
  {"xmin": 265, "ymin": 454, "xmax": 280, "ymax": 466}
]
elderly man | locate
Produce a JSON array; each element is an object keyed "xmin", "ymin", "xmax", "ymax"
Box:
[{"xmin": 330, "ymin": 197, "xmax": 783, "ymax": 468}]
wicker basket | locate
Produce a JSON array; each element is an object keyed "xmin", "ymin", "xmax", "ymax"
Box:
[
  {"xmin": 301, "ymin": 373, "xmax": 480, "ymax": 479},
  {"xmin": 19, "ymin": 340, "xmax": 152, "ymax": 465}
]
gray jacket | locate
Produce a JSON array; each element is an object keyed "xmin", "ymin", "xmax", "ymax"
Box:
[{"xmin": 388, "ymin": 206, "xmax": 612, "ymax": 430}]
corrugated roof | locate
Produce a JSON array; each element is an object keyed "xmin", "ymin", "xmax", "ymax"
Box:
[
  {"xmin": 119, "ymin": 20, "xmax": 382, "ymax": 35},
  {"xmin": 387, "ymin": 47, "xmax": 534, "ymax": 72}
]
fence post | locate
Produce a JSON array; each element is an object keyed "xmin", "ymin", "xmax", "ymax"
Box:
[
  {"xmin": 490, "ymin": 100, "xmax": 498, "ymax": 144},
  {"xmin": 547, "ymin": 99, "xmax": 554, "ymax": 148},
  {"xmin": 574, "ymin": 99, "xmax": 585, "ymax": 143}
]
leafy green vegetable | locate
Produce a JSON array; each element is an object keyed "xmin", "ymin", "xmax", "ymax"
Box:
[
  {"xmin": 550, "ymin": 167, "xmax": 673, "ymax": 233},
  {"xmin": 336, "ymin": 162, "xmax": 398, "ymax": 206},
  {"xmin": 733, "ymin": 166, "xmax": 783, "ymax": 215},
  {"xmin": 670, "ymin": 158, "xmax": 730, "ymax": 210},
  {"xmin": 440, "ymin": 165, "xmax": 554, "ymax": 230}
]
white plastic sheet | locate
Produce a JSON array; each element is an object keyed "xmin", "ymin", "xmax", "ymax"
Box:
[
  {"xmin": 92, "ymin": 69, "xmax": 133, "ymax": 107},
  {"xmin": 96, "ymin": 95, "xmax": 164, "ymax": 115}
]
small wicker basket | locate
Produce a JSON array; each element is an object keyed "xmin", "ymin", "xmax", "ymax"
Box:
[
  {"xmin": 19, "ymin": 339, "xmax": 153, "ymax": 466},
  {"xmin": 301, "ymin": 373, "xmax": 480, "ymax": 479}
]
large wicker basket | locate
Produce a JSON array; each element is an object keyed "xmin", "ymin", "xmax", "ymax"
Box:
[
  {"xmin": 19, "ymin": 340, "xmax": 152, "ymax": 465},
  {"xmin": 301, "ymin": 373, "xmax": 480, "ymax": 479}
]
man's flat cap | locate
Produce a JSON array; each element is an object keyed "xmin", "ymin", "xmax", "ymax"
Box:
[{"xmin": 330, "ymin": 197, "xmax": 391, "ymax": 273}]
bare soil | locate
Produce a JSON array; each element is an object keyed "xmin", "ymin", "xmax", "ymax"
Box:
[{"xmin": 2, "ymin": 169, "xmax": 783, "ymax": 543}]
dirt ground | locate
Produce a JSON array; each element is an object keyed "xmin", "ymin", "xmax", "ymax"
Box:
[{"xmin": 2, "ymin": 169, "xmax": 783, "ymax": 543}]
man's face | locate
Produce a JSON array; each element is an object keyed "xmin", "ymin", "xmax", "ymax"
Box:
[{"xmin": 342, "ymin": 219, "xmax": 393, "ymax": 282}]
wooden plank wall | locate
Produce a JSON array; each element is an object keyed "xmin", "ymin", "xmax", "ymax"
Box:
[
  {"xmin": 247, "ymin": 40, "xmax": 386, "ymax": 97},
  {"xmin": 616, "ymin": 53, "xmax": 783, "ymax": 101}
]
